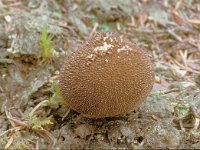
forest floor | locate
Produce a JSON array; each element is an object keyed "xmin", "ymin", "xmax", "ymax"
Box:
[{"xmin": 0, "ymin": 0, "xmax": 200, "ymax": 149}]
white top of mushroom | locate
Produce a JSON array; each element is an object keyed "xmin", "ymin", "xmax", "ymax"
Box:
[{"xmin": 94, "ymin": 42, "xmax": 113, "ymax": 52}]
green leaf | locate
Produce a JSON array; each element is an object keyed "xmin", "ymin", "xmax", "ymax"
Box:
[
  {"xmin": 43, "ymin": 82, "xmax": 65, "ymax": 107},
  {"xmin": 25, "ymin": 114, "xmax": 53, "ymax": 130}
]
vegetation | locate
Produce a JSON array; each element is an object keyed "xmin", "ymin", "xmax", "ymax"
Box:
[
  {"xmin": 39, "ymin": 25, "xmax": 57, "ymax": 63},
  {"xmin": 44, "ymin": 82, "xmax": 65, "ymax": 107}
]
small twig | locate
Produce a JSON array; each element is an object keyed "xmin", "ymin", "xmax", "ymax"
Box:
[
  {"xmin": 30, "ymin": 100, "xmax": 48, "ymax": 115},
  {"xmin": 179, "ymin": 50, "xmax": 188, "ymax": 67},
  {"xmin": 167, "ymin": 29, "xmax": 183, "ymax": 42},
  {"xmin": 0, "ymin": 126, "xmax": 22, "ymax": 138},
  {"xmin": 7, "ymin": 117, "xmax": 29, "ymax": 128},
  {"xmin": 187, "ymin": 19, "xmax": 200, "ymax": 24},
  {"xmin": 171, "ymin": 58, "xmax": 200, "ymax": 74},
  {"xmin": 193, "ymin": 118, "xmax": 200, "ymax": 131},
  {"xmin": 151, "ymin": 114, "xmax": 161, "ymax": 121},
  {"xmin": 198, "ymin": 34, "xmax": 200, "ymax": 53},
  {"xmin": 179, "ymin": 119, "xmax": 185, "ymax": 132},
  {"xmin": 62, "ymin": 109, "xmax": 71, "ymax": 121},
  {"xmin": 163, "ymin": 88, "xmax": 180, "ymax": 94},
  {"xmin": 117, "ymin": 22, "xmax": 121, "ymax": 31},
  {"xmin": 89, "ymin": 22, "xmax": 98, "ymax": 38},
  {"xmin": 35, "ymin": 129, "xmax": 56, "ymax": 148},
  {"xmin": 35, "ymin": 140, "xmax": 39, "ymax": 150},
  {"xmin": 4, "ymin": 106, "xmax": 15, "ymax": 127},
  {"xmin": 175, "ymin": 0, "xmax": 183, "ymax": 10},
  {"xmin": 175, "ymin": 89, "xmax": 189, "ymax": 101},
  {"xmin": 5, "ymin": 134, "xmax": 14, "ymax": 149}
]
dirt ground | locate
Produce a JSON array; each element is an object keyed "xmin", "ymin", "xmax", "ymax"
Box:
[{"xmin": 0, "ymin": 0, "xmax": 200, "ymax": 149}]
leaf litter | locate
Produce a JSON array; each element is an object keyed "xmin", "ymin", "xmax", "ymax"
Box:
[{"xmin": 0, "ymin": 0, "xmax": 200, "ymax": 149}]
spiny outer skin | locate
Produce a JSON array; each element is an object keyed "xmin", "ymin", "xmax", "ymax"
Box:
[{"xmin": 59, "ymin": 32, "xmax": 155, "ymax": 118}]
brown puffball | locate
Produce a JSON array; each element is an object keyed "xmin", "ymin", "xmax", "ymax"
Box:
[{"xmin": 59, "ymin": 32, "xmax": 155, "ymax": 118}]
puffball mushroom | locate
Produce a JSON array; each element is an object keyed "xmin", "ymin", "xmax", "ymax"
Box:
[{"xmin": 59, "ymin": 32, "xmax": 155, "ymax": 118}]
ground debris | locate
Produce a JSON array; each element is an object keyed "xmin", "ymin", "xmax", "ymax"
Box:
[{"xmin": 144, "ymin": 120, "xmax": 183, "ymax": 149}]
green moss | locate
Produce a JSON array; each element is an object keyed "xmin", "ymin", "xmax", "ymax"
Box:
[
  {"xmin": 43, "ymin": 81, "xmax": 66, "ymax": 107},
  {"xmin": 39, "ymin": 25, "xmax": 57, "ymax": 62},
  {"xmin": 25, "ymin": 114, "xmax": 53, "ymax": 130}
]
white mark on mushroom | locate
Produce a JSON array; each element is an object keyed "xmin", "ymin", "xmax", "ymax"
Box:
[
  {"xmin": 94, "ymin": 42, "xmax": 113, "ymax": 52},
  {"xmin": 87, "ymin": 54, "xmax": 96, "ymax": 61},
  {"xmin": 107, "ymin": 51, "xmax": 112, "ymax": 55},
  {"xmin": 117, "ymin": 45, "xmax": 132, "ymax": 53},
  {"xmin": 86, "ymin": 54, "xmax": 97, "ymax": 64}
]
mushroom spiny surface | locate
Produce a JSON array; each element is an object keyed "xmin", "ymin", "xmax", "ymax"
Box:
[{"xmin": 59, "ymin": 32, "xmax": 155, "ymax": 118}]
